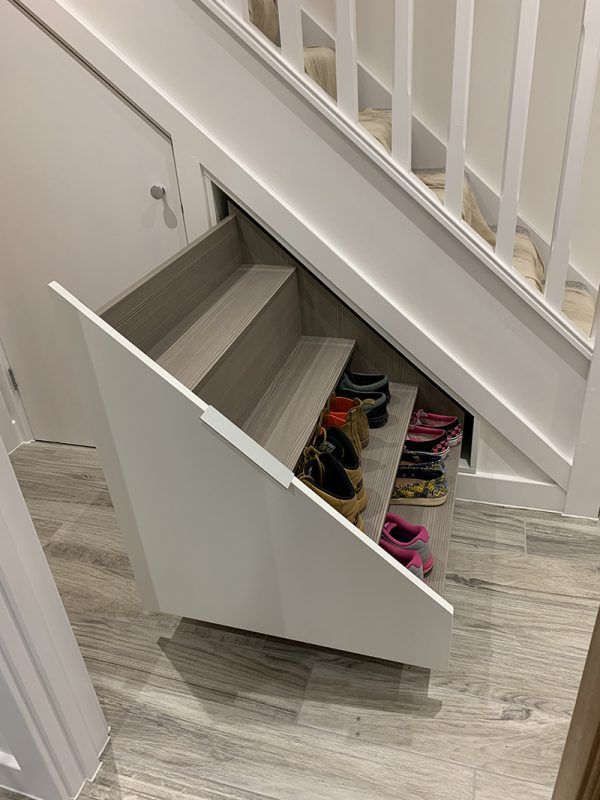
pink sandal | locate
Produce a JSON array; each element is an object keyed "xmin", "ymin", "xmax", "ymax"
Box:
[{"xmin": 410, "ymin": 410, "xmax": 462, "ymax": 446}]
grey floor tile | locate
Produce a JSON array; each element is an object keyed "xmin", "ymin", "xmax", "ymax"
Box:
[
  {"xmin": 452, "ymin": 501, "xmax": 526, "ymax": 552},
  {"xmin": 474, "ymin": 769, "xmax": 553, "ymax": 799},
  {"xmin": 526, "ymin": 519, "xmax": 600, "ymax": 560},
  {"xmin": 10, "ymin": 442, "xmax": 598, "ymax": 800},
  {"xmin": 299, "ymin": 650, "xmax": 570, "ymax": 784},
  {"xmin": 111, "ymin": 669, "xmax": 475, "ymax": 800},
  {"xmin": 446, "ymin": 546, "xmax": 600, "ymax": 602}
]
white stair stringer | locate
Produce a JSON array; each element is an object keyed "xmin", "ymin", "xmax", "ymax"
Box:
[
  {"xmin": 19, "ymin": 0, "xmax": 588, "ymax": 497},
  {"xmin": 50, "ymin": 282, "xmax": 454, "ymax": 671}
]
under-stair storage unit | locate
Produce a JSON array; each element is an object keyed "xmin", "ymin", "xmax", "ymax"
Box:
[{"xmin": 52, "ymin": 210, "xmax": 462, "ymax": 670}]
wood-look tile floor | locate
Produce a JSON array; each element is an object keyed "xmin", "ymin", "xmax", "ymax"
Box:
[{"xmin": 6, "ymin": 442, "xmax": 600, "ymax": 800}]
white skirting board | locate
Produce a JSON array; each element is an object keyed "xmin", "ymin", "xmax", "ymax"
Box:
[
  {"xmin": 50, "ymin": 281, "xmax": 453, "ymax": 671},
  {"xmin": 457, "ymin": 471, "xmax": 566, "ymax": 513}
]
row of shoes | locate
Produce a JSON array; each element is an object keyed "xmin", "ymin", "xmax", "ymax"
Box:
[
  {"xmin": 378, "ymin": 411, "xmax": 463, "ymax": 580},
  {"xmin": 379, "ymin": 513, "xmax": 434, "ymax": 580},
  {"xmin": 297, "ymin": 370, "xmax": 392, "ymax": 529},
  {"xmin": 390, "ymin": 410, "xmax": 463, "ymax": 507}
]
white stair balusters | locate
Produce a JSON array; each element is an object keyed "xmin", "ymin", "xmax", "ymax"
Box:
[
  {"xmin": 495, "ymin": 0, "xmax": 541, "ymax": 268},
  {"xmin": 227, "ymin": 0, "xmax": 249, "ymax": 23},
  {"xmin": 444, "ymin": 0, "xmax": 475, "ymax": 221},
  {"xmin": 335, "ymin": 0, "xmax": 359, "ymax": 121},
  {"xmin": 391, "ymin": 0, "xmax": 414, "ymax": 171},
  {"xmin": 278, "ymin": 0, "xmax": 304, "ymax": 73},
  {"xmin": 545, "ymin": 0, "xmax": 600, "ymax": 315}
]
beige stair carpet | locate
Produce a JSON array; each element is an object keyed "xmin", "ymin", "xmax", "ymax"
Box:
[
  {"xmin": 249, "ymin": 0, "xmax": 279, "ymax": 44},
  {"xmin": 417, "ymin": 170, "xmax": 595, "ymax": 336}
]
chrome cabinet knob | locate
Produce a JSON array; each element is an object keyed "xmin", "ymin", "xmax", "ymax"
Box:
[{"xmin": 150, "ymin": 184, "xmax": 166, "ymax": 200}]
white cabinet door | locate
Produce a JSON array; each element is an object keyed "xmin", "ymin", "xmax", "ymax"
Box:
[{"xmin": 0, "ymin": 2, "xmax": 187, "ymax": 445}]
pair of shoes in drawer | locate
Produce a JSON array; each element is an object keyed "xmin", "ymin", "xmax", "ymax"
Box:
[
  {"xmin": 322, "ymin": 396, "xmax": 370, "ymax": 454},
  {"xmin": 298, "ymin": 446, "xmax": 365, "ymax": 530},
  {"xmin": 340, "ymin": 370, "xmax": 391, "ymax": 401},
  {"xmin": 311, "ymin": 426, "xmax": 367, "ymax": 513},
  {"xmin": 379, "ymin": 512, "xmax": 434, "ymax": 579},
  {"xmin": 404, "ymin": 425, "xmax": 450, "ymax": 461},
  {"xmin": 411, "ymin": 409, "xmax": 462, "ymax": 446},
  {"xmin": 390, "ymin": 464, "xmax": 448, "ymax": 506},
  {"xmin": 337, "ymin": 371, "xmax": 390, "ymax": 428},
  {"xmin": 400, "ymin": 449, "xmax": 444, "ymax": 466}
]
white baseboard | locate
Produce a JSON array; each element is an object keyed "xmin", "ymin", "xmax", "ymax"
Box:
[{"xmin": 457, "ymin": 470, "xmax": 566, "ymax": 513}]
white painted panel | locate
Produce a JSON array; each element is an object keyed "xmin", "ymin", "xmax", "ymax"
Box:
[
  {"xmin": 545, "ymin": 0, "xmax": 600, "ymax": 311},
  {"xmin": 0, "ymin": 728, "xmax": 17, "ymax": 772},
  {"xmin": 51, "ymin": 0, "xmax": 587, "ymax": 482},
  {"xmin": 335, "ymin": 0, "xmax": 359, "ymax": 120},
  {"xmin": 495, "ymin": 0, "xmax": 540, "ymax": 266},
  {"xmin": 52, "ymin": 283, "xmax": 453, "ymax": 670},
  {"xmin": 0, "ymin": 341, "xmax": 31, "ymax": 453},
  {"xmin": 226, "ymin": 0, "xmax": 249, "ymax": 22},
  {"xmin": 565, "ymin": 342, "xmax": 600, "ymax": 517},
  {"xmin": 474, "ymin": 419, "xmax": 551, "ymax": 481},
  {"xmin": 0, "ymin": 393, "xmax": 21, "ymax": 455},
  {"xmin": 391, "ymin": 0, "xmax": 413, "ymax": 170},
  {"xmin": 278, "ymin": 0, "xmax": 304, "ymax": 72},
  {"xmin": 0, "ymin": 436, "xmax": 107, "ymax": 798},
  {"xmin": 444, "ymin": 0, "xmax": 474, "ymax": 219},
  {"xmin": 0, "ymin": 2, "xmax": 187, "ymax": 445},
  {"xmin": 457, "ymin": 472, "xmax": 565, "ymax": 513}
]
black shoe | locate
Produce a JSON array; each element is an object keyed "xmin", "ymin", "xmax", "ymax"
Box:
[{"xmin": 340, "ymin": 370, "xmax": 391, "ymax": 401}]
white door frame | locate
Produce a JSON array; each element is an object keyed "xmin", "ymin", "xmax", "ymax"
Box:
[{"xmin": 0, "ymin": 438, "xmax": 108, "ymax": 799}]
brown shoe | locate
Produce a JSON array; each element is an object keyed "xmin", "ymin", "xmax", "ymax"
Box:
[
  {"xmin": 299, "ymin": 447, "xmax": 364, "ymax": 530},
  {"xmin": 325, "ymin": 395, "xmax": 370, "ymax": 449},
  {"xmin": 312, "ymin": 427, "xmax": 367, "ymax": 513}
]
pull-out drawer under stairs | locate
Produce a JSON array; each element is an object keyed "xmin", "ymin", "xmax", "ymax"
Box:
[{"xmin": 52, "ymin": 211, "xmax": 458, "ymax": 670}]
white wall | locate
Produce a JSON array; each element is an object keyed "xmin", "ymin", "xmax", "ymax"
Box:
[
  {"xmin": 0, "ymin": 0, "xmax": 187, "ymax": 445},
  {"xmin": 302, "ymin": 0, "xmax": 600, "ymax": 288},
  {"xmin": 475, "ymin": 419, "xmax": 550, "ymax": 482},
  {"xmin": 0, "ymin": 434, "xmax": 108, "ymax": 798}
]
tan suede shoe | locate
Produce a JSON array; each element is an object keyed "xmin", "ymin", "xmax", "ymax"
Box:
[
  {"xmin": 310, "ymin": 427, "xmax": 367, "ymax": 514},
  {"xmin": 299, "ymin": 447, "xmax": 364, "ymax": 530},
  {"xmin": 324, "ymin": 395, "xmax": 370, "ymax": 449}
]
